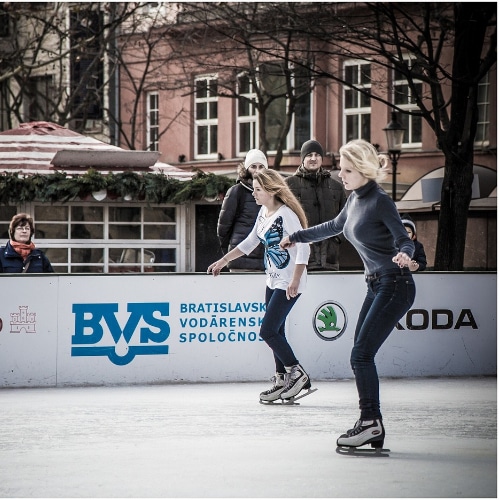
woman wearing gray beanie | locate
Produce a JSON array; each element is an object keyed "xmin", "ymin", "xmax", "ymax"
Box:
[{"xmin": 217, "ymin": 149, "xmax": 268, "ymax": 272}]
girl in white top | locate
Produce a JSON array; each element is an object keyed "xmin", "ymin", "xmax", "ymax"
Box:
[{"xmin": 208, "ymin": 169, "xmax": 313, "ymax": 403}]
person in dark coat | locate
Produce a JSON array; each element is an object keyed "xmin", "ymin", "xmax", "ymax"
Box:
[
  {"xmin": 400, "ymin": 214, "xmax": 427, "ymax": 272},
  {"xmin": 217, "ymin": 149, "xmax": 267, "ymax": 271},
  {"xmin": 286, "ymin": 140, "xmax": 347, "ymax": 270},
  {"xmin": 0, "ymin": 213, "xmax": 54, "ymax": 273}
]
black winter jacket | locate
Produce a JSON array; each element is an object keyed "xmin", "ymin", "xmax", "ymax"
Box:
[
  {"xmin": 0, "ymin": 241, "xmax": 54, "ymax": 273},
  {"xmin": 412, "ymin": 239, "xmax": 427, "ymax": 271},
  {"xmin": 286, "ymin": 167, "xmax": 347, "ymax": 270},
  {"xmin": 217, "ymin": 181, "xmax": 265, "ymax": 271}
]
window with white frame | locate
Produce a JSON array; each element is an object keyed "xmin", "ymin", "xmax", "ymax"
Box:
[
  {"xmin": 343, "ymin": 61, "xmax": 371, "ymax": 143},
  {"xmin": 237, "ymin": 74, "xmax": 257, "ymax": 154},
  {"xmin": 293, "ymin": 66, "xmax": 312, "ymax": 149},
  {"xmin": 195, "ymin": 75, "xmax": 218, "ymax": 158},
  {"xmin": 147, "ymin": 91, "xmax": 159, "ymax": 151},
  {"xmin": 24, "ymin": 75, "xmax": 55, "ymax": 122},
  {"xmin": 475, "ymin": 73, "xmax": 490, "ymax": 147},
  {"xmin": 0, "ymin": 204, "xmax": 182, "ymax": 274},
  {"xmin": 393, "ymin": 59, "xmax": 422, "ymax": 147},
  {"xmin": 236, "ymin": 64, "xmax": 311, "ymax": 154},
  {"xmin": 0, "ymin": 206, "xmax": 17, "ymax": 238},
  {"xmin": 259, "ymin": 62, "xmax": 287, "ymax": 152}
]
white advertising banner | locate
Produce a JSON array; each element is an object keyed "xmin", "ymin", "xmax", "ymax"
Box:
[
  {"xmin": 0, "ymin": 272, "xmax": 496, "ymax": 387},
  {"xmin": 0, "ymin": 275, "xmax": 59, "ymax": 387}
]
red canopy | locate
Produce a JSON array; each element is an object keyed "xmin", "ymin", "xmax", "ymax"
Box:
[
  {"xmin": 0, "ymin": 121, "xmax": 125, "ymax": 173},
  {"xmin": 0, "ymin": 121, "xmax": 194, "ymax": 181}
]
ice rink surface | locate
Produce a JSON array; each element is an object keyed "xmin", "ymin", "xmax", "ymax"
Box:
[{"xmin": 0, "ymin": 377, "xmax": 496, "ymax": 498}]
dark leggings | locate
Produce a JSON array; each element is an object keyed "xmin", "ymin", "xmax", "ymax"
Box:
[
  {"xmin": 259, "ymin": 287, "xmax": 301, "ymax": 373},
  {"xmin": 351, "ymin": 272, "xmax": 416, "ymax": 420}
]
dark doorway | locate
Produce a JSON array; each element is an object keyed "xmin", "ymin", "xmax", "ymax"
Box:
[{"xmin": 195, "ymin": 204, "xmax": 225, "ymax": 272}]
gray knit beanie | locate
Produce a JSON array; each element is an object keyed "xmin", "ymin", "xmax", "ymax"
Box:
[{"xmin": 300, "ymin": 140, "xmax": 324, "ymax": 162}]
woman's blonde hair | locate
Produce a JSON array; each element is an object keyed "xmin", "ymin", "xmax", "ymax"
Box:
[
  {"xmin": 339, "ymin": 139, "xmax": 389, "ymax": 183},
  {"xmin": 253, "ymin": 169, "xmax": 308, "ymax": 229}
]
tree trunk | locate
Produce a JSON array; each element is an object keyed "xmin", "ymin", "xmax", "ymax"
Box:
[
  {"xmin": 436, "ymin": 149, "xmax": 474, "ymax": 271},
  {"xmin": 433, "ymin": 3, "xmax": 493, "ymax": 270}
]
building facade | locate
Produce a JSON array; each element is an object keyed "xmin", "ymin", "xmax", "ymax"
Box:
[
  {"xmin": 117, "ymin": 3, "xmax": 496, "ymax": 270},
  {"xmin": 0, "ymin": 3, "xmax": 496, "ymax": 271}
]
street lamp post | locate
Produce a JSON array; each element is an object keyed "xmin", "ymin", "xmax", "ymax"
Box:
[{"xmin": 383, "ymin": 111, "xmax": 405, "ymax": 201}]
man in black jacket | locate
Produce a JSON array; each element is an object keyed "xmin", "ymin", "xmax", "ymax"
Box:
[
  {"xmin": 286, "ymin": 140, "xmax": 347, "ymax": 271},
  {"xmin": 217, "ymin": 149, "xmax": 267, "ymax": 272}
]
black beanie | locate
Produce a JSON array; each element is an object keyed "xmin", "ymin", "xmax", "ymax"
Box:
[
  {"xmin": 400, "ymin": 213, "xmax": 416, "ymax": 235},
  {"xmin": 300, "ymin": 140, "xmax": 324, "ymax": 162}
]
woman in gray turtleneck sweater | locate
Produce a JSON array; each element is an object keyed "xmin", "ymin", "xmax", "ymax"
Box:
[{"xmin": 280, "ymin": 139, "xmax": 416, "ymax": 450}]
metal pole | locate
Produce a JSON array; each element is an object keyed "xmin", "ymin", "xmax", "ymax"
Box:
[
  {"xmin": 392, "ymin": 154, "xmax": 398, "ymax": 201},
  {"xmin": 389, "ymin": 151, "xmax": 400, "ymax": 201}
]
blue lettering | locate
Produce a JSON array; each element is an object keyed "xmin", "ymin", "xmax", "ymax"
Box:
[
  {"xmin": 72, "ymin": 303, "xmax": 120, "ymax": 344},
  {"xmin": 72, "ymin": 302, "xmax": 170, "ymax": 366},
  {"xmin": 130, "ymin": 303, "xmax": 170, "ymax": 343}
]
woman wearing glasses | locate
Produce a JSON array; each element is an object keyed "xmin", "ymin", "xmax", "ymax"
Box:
[{"xmin": 0, "ymin": 213, "xmax": 54, "ymax": 273}]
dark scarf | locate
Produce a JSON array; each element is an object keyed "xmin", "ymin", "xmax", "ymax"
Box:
[{"xmin": 295, "ymin": 165, "xmax": 331, "ymax": 179}]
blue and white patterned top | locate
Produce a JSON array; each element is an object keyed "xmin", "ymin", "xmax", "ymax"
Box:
[{"xmin": 238, "ymin": 205, "xmax": 310, "ymax": 292}]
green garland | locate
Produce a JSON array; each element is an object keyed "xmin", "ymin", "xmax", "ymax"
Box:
[{"xmin": 0, "ymin": 169, "xmax": 235, "ymax": 204}]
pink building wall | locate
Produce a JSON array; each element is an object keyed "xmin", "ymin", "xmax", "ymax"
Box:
[{"xmin": 117, "ymin": 24, "xmax": 496, "ymax": 271}]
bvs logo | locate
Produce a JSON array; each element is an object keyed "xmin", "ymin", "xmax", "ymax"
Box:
[{"xmin": 72, "ymin": 303, "xmax": 170, "ymax": 366}]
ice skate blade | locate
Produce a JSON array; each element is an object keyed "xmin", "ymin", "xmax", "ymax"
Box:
[
  {"xmin": 336, "ymin": 445, "xmax": 390, "ymax": 457},
  {"xmin": 280, "ymin": 387, "xmax": 318, "ymax": 405}
]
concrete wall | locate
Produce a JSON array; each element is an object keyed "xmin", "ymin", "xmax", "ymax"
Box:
[{"xmin": 0, "ymin": 272, "xmax": 496, "ymax": 387}]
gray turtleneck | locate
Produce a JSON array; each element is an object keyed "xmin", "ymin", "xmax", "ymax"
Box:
[{"xmin": 289, "ymin": 181, "xmax": 414, "ymax": 275}]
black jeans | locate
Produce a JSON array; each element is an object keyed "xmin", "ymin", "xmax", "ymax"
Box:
[
  {"xmin": 260, "ymin": 287, "xmax": 301, "ymax": 373},
  {"xmin": 351, "ymin": 270, "xmax": 416, "ymax": 420}
]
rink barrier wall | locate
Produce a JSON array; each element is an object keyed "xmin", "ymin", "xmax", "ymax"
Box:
[{"xmin": 0, "ymin": 272, "xmax": 496, "ymax": 387}]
